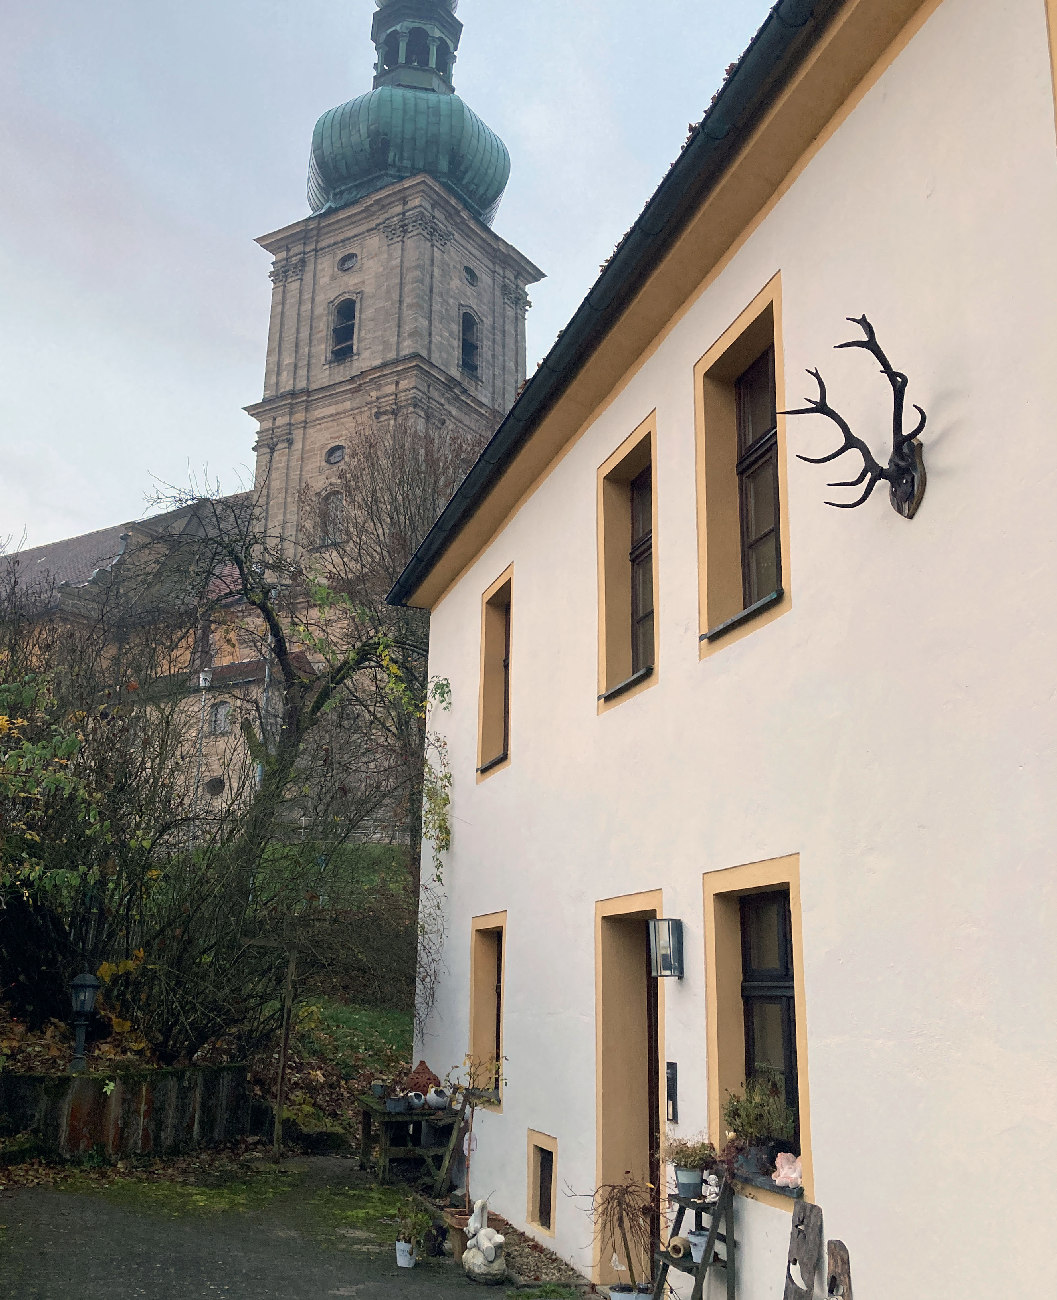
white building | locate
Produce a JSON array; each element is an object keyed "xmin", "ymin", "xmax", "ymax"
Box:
[{"xmin": 389, "ymin": 0, "xmax": 1057, "ymax": 1295}]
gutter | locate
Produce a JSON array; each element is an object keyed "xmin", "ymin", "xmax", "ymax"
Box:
[{"xmin": 387, "ymin": 0, "xmax": 841, "ymax": 609}]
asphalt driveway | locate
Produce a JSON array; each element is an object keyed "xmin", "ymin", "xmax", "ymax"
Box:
[{"xmin": 0, "ymin": 1158, "xmax": 477, "ymax": 1300}]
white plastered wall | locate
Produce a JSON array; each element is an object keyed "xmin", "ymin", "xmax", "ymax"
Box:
[{"xmin": 418, "ymin": 1, "xmax": 1057, "ymax": 1295}]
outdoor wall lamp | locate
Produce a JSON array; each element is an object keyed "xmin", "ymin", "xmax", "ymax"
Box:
[
  {"xmin": 648, "ymin": 918, "xmax": 684, "ymax": 979},
  {"xmin": 70, "ymin": 973, "xmax": 101, "ymax": 1074},
  {"xmin": 783, "ymin": 315, "xmax": 928, "ymax": 519}
]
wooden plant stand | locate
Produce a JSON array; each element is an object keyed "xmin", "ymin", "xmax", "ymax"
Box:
[
  {"xmin": 357, "ymin": 1095, "xmax": 459, "ymax": 1185},
  {"xmin": 651, "ymin": 1179, "xmax": 735, "ymax": 1300}
]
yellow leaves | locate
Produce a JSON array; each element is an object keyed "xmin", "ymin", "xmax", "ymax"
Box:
[
  {"xmin": 111, "ymin": 1019, "xmax": 132, "ymax": 1035},
  {"xmin": 97, "ymin": 950, "xmax": 145, "ymax": 984}
]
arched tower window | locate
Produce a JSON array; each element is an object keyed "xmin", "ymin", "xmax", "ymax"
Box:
[
  {"xmin": 461, "ymin": 312, "xmax": 480, "ymax": 377},
  {"xmin": 320, "ymin": 491, "xmax": 345, "ymax": 546},
  {"xmin": 406, "ymin": 28, "xmax": 430, "ymax": 67},
  {"xmin": 435, "ymin": 39, "xmax": 452, "ymax": 79},
  {"xmin": 382, "ymin": 30, "xmax": 400, "ymax": 71},
  {"xmin": 331, "ymin": 299, "xmax": 357, "ymax": 362}
]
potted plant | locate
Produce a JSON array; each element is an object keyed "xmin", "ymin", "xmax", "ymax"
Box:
[
  {"xmin": 587, "ymin": 1171, "xmax": 654, "ymax": 1291},
  {"xmin": 722, "ymin": 1075, "xmax": 796, "ymax": 1176},
  {"xmin": 395, "ymin": 1202, "xmax": 432, "ymax": 1268},
  {"xmin": 664, "ymin": 1132, "xmax": 717, "ymax": 1199}
]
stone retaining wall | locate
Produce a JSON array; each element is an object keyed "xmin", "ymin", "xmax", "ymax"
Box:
[{"xmin": 0, "ymin": 1064, "xmax": 249, "ymax": 1158}]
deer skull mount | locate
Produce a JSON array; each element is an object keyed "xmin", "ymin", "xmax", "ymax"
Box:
[{"xmin": 783, "ymin": 316, "xmax": 927, "ymax": 519}]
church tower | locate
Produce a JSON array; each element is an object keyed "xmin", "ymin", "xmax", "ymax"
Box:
[{"xmin": 248, "ymin": 0, "xmax": 543, "ymax": 550}]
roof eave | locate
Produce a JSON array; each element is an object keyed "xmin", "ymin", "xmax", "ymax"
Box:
[{"xmin": 386, "ymin": 0, "xmax": 842, "ymax": 610}]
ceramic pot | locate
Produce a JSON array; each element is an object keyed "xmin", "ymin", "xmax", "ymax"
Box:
[
  {"xmin": 687, "ymin": 1231, "xmax": 709, "ymax": 1265},
  {"xmin": 386, "ymin": 1095, "xmax": 409, "ymax": 1113},
  {"xmin": 407, "ymin": 1091, "xmax": 426, "ymax": 1109},
  {"xmin": 396, "ymin": 1241, "xmax": 416, "ymax": 1268},
  {"xmin": 738, "ymin": 1140, "xmax": 784, "ymax": 1176},
  {"xmin": 370, "ymin": 1081, "xmax": 386, "ymax": 1098},
  {"xmin": 426, "ymin": 1086, "xmax": 450, "ymax": 1109},
  {"xmin": 674, "ymin": 1166, "xmax": 703, "ymax": 1199}
]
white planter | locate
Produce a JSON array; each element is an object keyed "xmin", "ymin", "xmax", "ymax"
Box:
[
  {"xmin": 687, "ymin": 1231, "xmax": 709, "ymax": 1265},
  {"xmin": 674, "ymin": 1166, "xmax": 703, "ymax": 1198},
  {"xmin": 396, "ymin": 1241, "xmax": 417, "ymax": 1268}
]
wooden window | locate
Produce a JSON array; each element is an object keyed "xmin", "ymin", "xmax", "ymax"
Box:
[
  {"xmin": 735, "ymin": 347, "xmax": 781, "ymax": 609},
  {"xmin": 598, "ymin": 419, "xmax": 657, "ymax": 705},
  {"xmin": 478, "ymin": 571, "xmax": 512, "ymax": 776},
  {"xmin": 695, "ymin": 277, "xmax": 789, "ymax": 650},
  {"xmin": 629, "ymin": 466, "xmax": 654, "ymax": 675},
  {"xmin": 528, "ymin": 1134, "xmax": 558, "ymax": 1234},
  {"xmin": 461, "ymin": 312, "xmax": 480, "ymax": 376},
  {"xmin": 210, "ymin": 701, "xmax": 231, "ymax": 736},
  {"xmin": 740, "ymin": 889, "xmax": 799, "ymax": 1145},
  {"xmin": 331, "ymin": 299, "xmax": 356, "ymax": 361},
  {"xmin": 470, "ymin": 915, "xmax": 506, "ymax": 1096}
]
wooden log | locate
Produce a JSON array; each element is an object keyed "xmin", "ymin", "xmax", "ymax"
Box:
[{"xmin": 827, "ymin": 1240, "xmax": 853, "ymax": 1299}]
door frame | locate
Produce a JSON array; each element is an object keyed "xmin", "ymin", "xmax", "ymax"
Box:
[{"xmin": 594, "ymin": 890, "xmax": 666, "ymax": 1284}]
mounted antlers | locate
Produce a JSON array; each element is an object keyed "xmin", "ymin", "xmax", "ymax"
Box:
[{"xmin": 783, "ymin": 315, "xmax": 927, "ymax": 518}]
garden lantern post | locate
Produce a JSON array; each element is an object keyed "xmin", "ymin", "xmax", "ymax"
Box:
[{"xmin": 69, "ymin": 973, "xmax": 101, "ymax": 1074}]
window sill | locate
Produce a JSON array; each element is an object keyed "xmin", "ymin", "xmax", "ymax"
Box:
[
  {"xmin": 733, "ymin": 1167, "xmax": 802, "ymax": 1200},
  {"xmin": 598, "ymin": 665, "xmax": 654, "ymax": 703},
  {"xmin": 477, "ymin": 752, "xmax": 508, "ymax": 776},
  {"xmin": 702, "ymin": 589, "xmax": 783, "ymax": 643}
]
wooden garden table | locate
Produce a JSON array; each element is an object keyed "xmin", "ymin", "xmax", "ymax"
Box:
[{"xmin": 356, "ymin": 1095, "xmax": 460, "ymax": 1185}]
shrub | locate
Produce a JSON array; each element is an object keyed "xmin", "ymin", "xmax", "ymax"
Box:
[
  {"xmin": 722, "ymin": 1076, "xmax": 796, "ymax": 1145},
  {"xmin": 664, "ymin": 1133, "xmax": 717, "ymax": 1170}
]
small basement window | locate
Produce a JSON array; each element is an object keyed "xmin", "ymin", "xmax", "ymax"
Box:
[{"xmin": 527, "ymin": 1130, "xmax": 558, "ymax": 1235}]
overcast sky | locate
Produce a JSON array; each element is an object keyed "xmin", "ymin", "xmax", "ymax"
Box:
[{"xmin": 1, "ymin": 0, "xmax": 772, "ymax": 549}]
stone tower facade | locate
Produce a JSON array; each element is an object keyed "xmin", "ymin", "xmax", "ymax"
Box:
[{"xmin": 248, "ymin": 0, "xmax": 543, "ymax": 551}]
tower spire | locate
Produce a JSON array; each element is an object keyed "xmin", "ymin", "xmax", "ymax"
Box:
[{"xmin": 371, "ymin": 0, "xmax": 463, "ymax": 95}]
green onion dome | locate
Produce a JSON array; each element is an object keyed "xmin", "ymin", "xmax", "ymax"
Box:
[{"xmin": 308, "ymin": 85, "xmax": 510, "ymax": 225}]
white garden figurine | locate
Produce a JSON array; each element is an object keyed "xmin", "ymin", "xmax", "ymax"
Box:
[{"xmin": 463, "ymin": 1199, "xmax": 507, "ymax": 1283}]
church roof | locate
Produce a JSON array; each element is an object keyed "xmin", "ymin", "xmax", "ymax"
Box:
[
  {"xmin": 307, "ymin": 0, "xmax": 509, "ymax": 225},
  {"xmin": 13, "ymin": 523, "xmax": 133, "ymax": 589},
  {"xmin": 309, "ymin": 86, "xmax": 510, "ymax": 226},
  {"xmin": 8, "ymin": 495, "xmax": 253, "ymax": 592}
]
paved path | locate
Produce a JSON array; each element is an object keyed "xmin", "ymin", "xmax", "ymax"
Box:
[{"xmin": 0, "ymin": 1159, "xmax": 477, "ymax": 1300}]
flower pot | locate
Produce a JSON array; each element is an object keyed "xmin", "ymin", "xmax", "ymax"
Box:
[
  {"xmin": 426, "ymin": 1086, "xmax": 450, "ymax": 1109},
  {"xmin": 443, "ymin": 1209, "xmax": 471, "ymax": 1265},
  {"xmin": 385, "ymin": 1095, "xmax": 409, "ymax": 1113},
  {"xmin": 674, "ymin": 1166, "xmax": 703, "ymax": 1199},
  {"xmin": 395, "ymin": 1241, "xmax": 417, "ymax": 1268},
  {"xmin": 370, "ymin": 1082, "xmax": 387, "ymax": 1098},
  {"xmin": 737, "ymin": 1139, "xmax": 784, "ymax": 1176},
  {"xmin": 687, "ymin": 1231, "xmax": 709, "ymax": 1265},
  {"xmin": 407, "ymin": 1091, "xmax": 426, "ymax": 1109}
]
